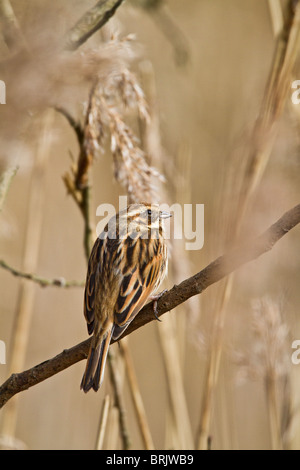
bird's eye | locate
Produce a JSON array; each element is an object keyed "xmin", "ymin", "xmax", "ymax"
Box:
[{"xmin": 147, "ymin": 209, "xmax": 152, "ymax": 216}]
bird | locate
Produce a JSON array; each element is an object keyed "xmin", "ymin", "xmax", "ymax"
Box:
[{"xmin": 80, "ymin": 202, "xmax": 171, "ymax": 392}]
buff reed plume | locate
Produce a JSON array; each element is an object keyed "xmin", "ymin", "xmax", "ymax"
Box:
[{"xmin": 81, "ymin": 203, "xmax": 171, "ymax": 392}]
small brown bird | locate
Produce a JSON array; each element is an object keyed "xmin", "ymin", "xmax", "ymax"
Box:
[{"xmin": 81, "ymin": 203, "xmax": 171, "ymax": 392}]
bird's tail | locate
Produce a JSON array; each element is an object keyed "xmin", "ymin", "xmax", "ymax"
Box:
[{"xmin": 80, "ymin": 326, "xmax": 114, "ymax": 393}]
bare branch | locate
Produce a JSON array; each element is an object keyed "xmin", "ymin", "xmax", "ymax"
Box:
[{"xmin": 0, "ymin": 203, "xmax": 299, "ymax": 409}]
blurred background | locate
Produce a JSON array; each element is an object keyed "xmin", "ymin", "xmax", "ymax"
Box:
[{"xmin": 0, "ymin": 0, "xmax": 300, "ymax": 450}]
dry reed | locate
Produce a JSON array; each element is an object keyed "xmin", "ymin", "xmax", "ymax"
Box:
[
  {"xmin": 235, "ymin": 296, "xmax": 292, "ymax": 450},
  {"xmin": 197, "ymin": 0, "xmax": 300, "ymax": 449},
  {"xmin": 120, "ymin": 339, "xmax": 155, "ymax": 450},
  {"xmin": 95, "ymin": 394, "xmax": 111, "ymax": 450},
  {"xmin": 1, "ymin": 0, "xmax": 300, "ymax": 451},
  {"xmin": 137, "ymin": 60, "xmax": 193, "ymax": 449}
]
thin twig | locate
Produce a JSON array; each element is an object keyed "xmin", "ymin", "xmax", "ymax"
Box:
[
  {"xmin": 0, "ymin": 259, "xmax": 84, "ymax": 288},
  {"xmin": 0, "ymin": 166, "xmax": 18, "ymax": 212},
  {"xmin": 0, "ymin": 203, "xmax": 299, "ymax": 409}
]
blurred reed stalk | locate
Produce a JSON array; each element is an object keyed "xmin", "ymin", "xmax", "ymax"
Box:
[
  {"xmin": 268, "ymin": 0, "xmax": 284, "ymax": 38},
  {"xmin": 0, "ymin": 259, "xmax": 84, "ymax": 288},
  {"xmin": 95, "ymin": 394, "xmax": 111, "ymax": 450},
  {"xmin": 171, "ymin": 139, "xmax": 196, "ymax": 371},
  {"xmin": 60, "ymin": 39, "xmax": 165, "ymax": 447},
  {"xmin": 0, "ymin": 1, "xmax": 159, "ymax": 450},
  {"xmin": 0, "ymin": 0, "xmax": 23, "ymax": 217},
  {"xmin": 266, "ymin": 374, "xmax": 283, "ymax": 450},
  {"xmin": 138, "ymin": 60, "xmax": 194, "ymax": 449},
  {"xmin": 0, "ymin": 110, "xmax": 54, "ymax": 441},
  {"xmin": 71, "ymin": 47, "xmax": 176, "ymax": 450},
  {"xmin": 197, "ymin": 0, "xmax": 300, "ymax": 450},
  {"xmin": 236, "ymin": 297, "xmax": 292, "ymax": 450},
  {"xmin": 0, "ymin": 0, "xmax": 28, "ymax": 53},
  {"xmin": 63, "ymin": 9, "xmax": 155, "ymax": 451},
  {"xmin": 107, "ymin": 348, "xmax": 131, "ymax": 449},
  {"xmin": 61, "ymin": 98, "xmax": 132, "ymax": 449},
  {"xmin": 105, "ymin": 405, "xmax": 120, "ymax": 450},
  {"xmin": 130, "ymin": 0, "xmax": 190, "ymax": 67},
  {"xmin": 0, "ymin": 166, "xmax": 18, "ymax": 212},
  {"xmin": 253, "ymin": 299, "xmax": 284, "ymax": 451},
  {"xmin": 64, "ymin": 0, "xmax": 125, "ymax": 51}
]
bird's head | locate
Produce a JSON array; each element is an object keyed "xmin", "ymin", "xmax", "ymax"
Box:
[{"xmin": 117, "ymin": 203, "xmax": 172, "ymax": 239}]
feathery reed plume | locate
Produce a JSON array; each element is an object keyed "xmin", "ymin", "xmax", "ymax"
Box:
[
  {"xmin": 0, "ymin": 0, "xmax": 28, "ymax": 53},
  {"xmin": 81, "ymin": 55, "xmax": 164, "ymax": 202}
]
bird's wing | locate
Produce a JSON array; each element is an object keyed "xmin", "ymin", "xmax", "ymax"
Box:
[
  {"xmin": 112, "ymin": 237, "xmax": 164, "ymax": 340},
  {"xmin": 83, "ymin": 237, "xmax": 103, "ymax": 335}
]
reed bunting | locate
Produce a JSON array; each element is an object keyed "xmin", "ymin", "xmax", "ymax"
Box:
[{"xmin": 81, "ymin": 203, "xmax": 171, "ymax": 392}]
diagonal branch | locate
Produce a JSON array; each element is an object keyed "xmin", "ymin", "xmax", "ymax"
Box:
[{"xmin": 0, "ymin": 203, "xmax": 299, "ymax": 408}]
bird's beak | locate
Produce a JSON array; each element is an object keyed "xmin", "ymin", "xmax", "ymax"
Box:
[{"xmin": 159, "ymin": 210, "xmax": 172, "ymax": 219}]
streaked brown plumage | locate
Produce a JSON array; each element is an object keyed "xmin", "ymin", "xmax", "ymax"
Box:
[{"xmin": 81, "ymin": 203, "xmax": 171, "ymax": 392}]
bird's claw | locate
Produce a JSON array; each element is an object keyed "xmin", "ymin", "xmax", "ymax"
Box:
[{"xmin": 150, "ymin": 289, "xmax": 167, "ymax": 322}]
